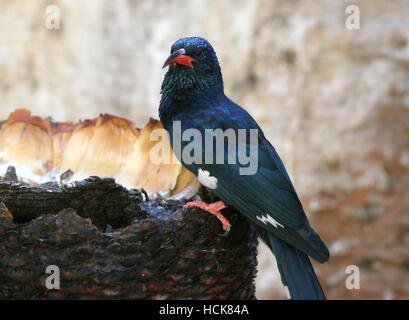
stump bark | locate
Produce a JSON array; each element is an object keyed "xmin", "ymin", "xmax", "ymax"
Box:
[{"xmin": 0, "ymin": 176, "xmax": 258, "ymax": 299}]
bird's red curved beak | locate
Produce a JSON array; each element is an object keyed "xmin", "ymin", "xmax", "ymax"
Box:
[{"xmin": 162, "ymin": 48, "xmax": 196, "ymax": 69}]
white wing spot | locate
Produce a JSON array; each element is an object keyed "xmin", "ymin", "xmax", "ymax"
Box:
[
  {"xmin": 256, "ymin": 214, "xmax": 285, "ymax": 228},
  {"xmin": 197, "ymin": 169, "xmax": 218, "ymax": 189}
]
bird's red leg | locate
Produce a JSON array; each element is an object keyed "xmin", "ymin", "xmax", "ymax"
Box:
[{"xmin": 184, "ymin": 200, "xmax": 231, "ymax": 232}]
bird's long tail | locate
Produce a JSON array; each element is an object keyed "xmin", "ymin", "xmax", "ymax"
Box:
[{"xmin": 258, "ymin": 229, "xmax": 326, "ymax": 300}]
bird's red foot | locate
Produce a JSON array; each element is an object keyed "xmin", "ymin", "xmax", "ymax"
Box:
[{"xmin": 185, "ymin": 200, "xmax": 231, "ymax": 232}]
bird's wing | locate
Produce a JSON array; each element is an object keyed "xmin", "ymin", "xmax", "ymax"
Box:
[
  {"xmin": 197, "ymin": 137, "xmax": 328, "ymax": 262},
  {"xmin": 179, "ymin": 103, "xmax": 328, "ymax": 262}
]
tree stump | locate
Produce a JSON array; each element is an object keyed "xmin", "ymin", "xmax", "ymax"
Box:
[{"xmin": 0, "ymin": 176, "xmax": 258, "ymax": 299}]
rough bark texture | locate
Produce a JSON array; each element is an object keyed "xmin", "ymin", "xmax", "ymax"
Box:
[{"xmin": 0, "ymin": 177, "xmax": 258, "ymax": 299}]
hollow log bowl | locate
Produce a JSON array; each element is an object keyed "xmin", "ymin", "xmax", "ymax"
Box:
[{"xmin": 0, "ymin": 177, "xmax": 258, "ymax": 299}]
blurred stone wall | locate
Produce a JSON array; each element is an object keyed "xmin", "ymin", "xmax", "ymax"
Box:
[{"xmin": 1, "ymin": 0, "xmax": 408, "ymax": 299}]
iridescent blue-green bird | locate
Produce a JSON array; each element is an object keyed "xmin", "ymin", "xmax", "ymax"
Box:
[{"xmin": 159, "ymin": 37, "xmax": 329, "ymax": 300}]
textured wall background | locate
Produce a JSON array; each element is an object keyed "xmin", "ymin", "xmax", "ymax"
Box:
[{"xmin": 1, "ymin": 0, "xmax": 409, "ymax": 299}]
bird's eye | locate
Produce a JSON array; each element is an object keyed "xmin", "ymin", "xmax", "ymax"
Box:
[{"xmin": 190, "ymin": 50, "xmax": 202, "ymax": 60}]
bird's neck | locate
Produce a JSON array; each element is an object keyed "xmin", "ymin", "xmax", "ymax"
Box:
[
  {"xmin": 161, "ymin": 67, "xmax": 223, "ymax": 98},
  {"xmin": 159, "ymin": 83, "xmax": 224, "ymax": 127}
]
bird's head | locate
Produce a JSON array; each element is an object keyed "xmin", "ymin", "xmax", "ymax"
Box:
[{"xmin": 161, "ymin": 37, "xmax": 223, "ymax": 100}]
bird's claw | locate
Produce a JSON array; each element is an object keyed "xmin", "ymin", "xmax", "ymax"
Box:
[
  {"xmin": 185, "ymin": 200, "xmax": 232, "ymax": 234},
  {"xmin": 218, "ymin": 227, "xmax": 231, "ymax": 237}
]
